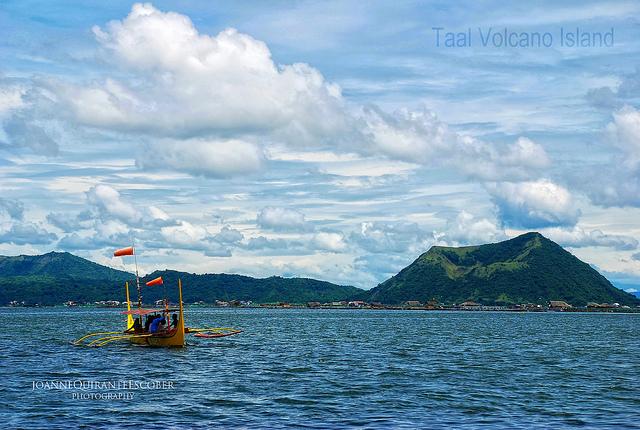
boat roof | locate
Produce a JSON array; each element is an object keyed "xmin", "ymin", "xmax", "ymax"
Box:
[{"xmin": 121, "ymin": 308, "xmax": 178, "ymax": 315}]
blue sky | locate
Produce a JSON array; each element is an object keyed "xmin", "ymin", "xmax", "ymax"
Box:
[{"xmin": 1, "ymin": 1, "xmax": 640, "ymax": 290}]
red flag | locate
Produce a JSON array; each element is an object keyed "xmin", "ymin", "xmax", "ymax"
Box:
[
  {"xmin": 146, "ymin": 276, "xmax": 163, "ymax": 287},
  {"xmin": 114, "ymin": 246, "xmax": 134, "ymax": 257}
]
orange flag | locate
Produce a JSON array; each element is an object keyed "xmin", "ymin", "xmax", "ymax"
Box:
[
  {"xmin": 146, "ymin": 276, "xmax": 163, "ymax": 287},
  {"xmin": 114, "ymin": 246, "xmax": 134, "ymax": 257}
]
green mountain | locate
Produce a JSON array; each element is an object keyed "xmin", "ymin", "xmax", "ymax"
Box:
[
  {"xmin": 367, "ymin": 232, "xmax": 640, "ymax": 306},
  {"xmin": 139, "ymin": 270, "xmax": 365, "ymax": 304},
  {"xmin": 0, "ymin": 252, "xmax": 362, "ymax": 305},
  {"xmin": 0, "ymin": 251, "xmax": 132, "ymax": 282},
  {"xmin": 0, "ymin": 252, "xmax": 132, "ymax": 305}
]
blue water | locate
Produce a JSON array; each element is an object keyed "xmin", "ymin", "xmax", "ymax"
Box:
[{"xmin": 1, "ymin": 308, "xmax": 639, "ymax": 429}]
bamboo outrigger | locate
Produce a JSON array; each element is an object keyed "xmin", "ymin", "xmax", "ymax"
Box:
[{"xmin": 73, "ymin": 246, "xmax": 242, "ymax": 348}]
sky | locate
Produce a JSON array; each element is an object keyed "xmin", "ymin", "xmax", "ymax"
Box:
[{"xmin": 1, "ymin": 1, "xmax": 640, "ymax": 291}]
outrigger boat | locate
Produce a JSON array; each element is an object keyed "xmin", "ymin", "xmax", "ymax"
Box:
[{"xmin": 73, "ymin": 246, "xmax": 242, "ymax": 348}]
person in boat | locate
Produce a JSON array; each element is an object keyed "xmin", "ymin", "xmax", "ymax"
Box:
[
  {"xmin": 144, "ymin": 315, "xmax": 155, "ymax": 332},
  {"xmin": 171, "ymin": 313, "xmax": 178, "ymax": 329},
  {"xmin": 149, "ymin": 316, "xmax": 166, "ymax": 334}
]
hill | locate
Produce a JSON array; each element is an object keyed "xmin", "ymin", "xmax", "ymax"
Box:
[
  {"xmin": 0, "ymin": 251, "xmax": 131, "ymax": 282},
  {"xmin": 139, "ymin": 270, "xmax": 365, "ymax": 304},
  {"xmin": 0, "ymin": 252, "xmax": 132, "ymax": 305},
  {"xmin": 0, "ymin": 252, "xmax": 362, "ymax": 305},
  {"xmin": 367, "ymin": 232, "xmax": 640, "ymax": 306}
]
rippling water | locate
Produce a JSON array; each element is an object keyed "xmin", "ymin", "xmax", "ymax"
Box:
[{"xmin": 1, "ymin": 308, "xmax": 639, "ymax": 429}]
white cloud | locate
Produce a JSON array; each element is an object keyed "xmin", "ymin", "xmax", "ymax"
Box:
[
  {"xmin": 0, "ymin": 198, "xmax": 24, "ymax": 220},
  {"xmin": 3, "ymin": 116, "xmax": 58, "ymax": 156},
  {"xmin": 363, "ymin": 106, "xmax": 550, "ymax": 181},
  {"xmin": 542, "ymin": 226, "xmax": 638, "ymax": 251},
  {"xmin": 0, "ymin": 84, "xmax": 25, "ymax": 117},
  {"xmin": 351, "ymin": 221, "xmax": 432, "ymax": 254},
  {"xmin": 87, "ymin": 184, "xmax": 142, "ymax": 225},
  {"xmin": 257, "ymin": 207, "xmax": 310, "ymax": 232},
  {"xmin": 161, "ymin": 220, "xmax": 206, "ymax": 248},
  {"xmin": 137, "ymin": 138, "xmax": 264, "ymax": 178},
  {"xmin": 363, "ymin": 106, "xmax": 448, "ymax": 164},
  {"xmin": 583, "ymin": 106, "xmax": 640, "ymax": 207},
  {"xmin": 160, "ymin": 220, "xmax": 230, "ymax": 256},
  {"xmin": 607, "ymin": 106, "xmax": 640, "ymax": 169},
  {"xmin": 55, "ymin": 3, "xmax": 349, "ymax": 143},
  {"xmin": 85, "ymin": 184, "xmax": 175, "ymax": 228},
  {"xmin": 444, "ymin": 211, "xmax": 506, "ymax": 245},
  {"xmin": 47, "ymin": 210, "xmax": 94, "ymax": 233},
  {"xmin": 312, "ymin": 231, "xmax": 347, "ymax": 252},
  {"xmin": 0, "ymin": 222, "xmax": 57, "ymax": 245},
  {"xmin": 487, "ymin": 180, "xmax": 580, "ymax": 228},
  {"xmin": 214, "ymin": 226, "xmax": 244, "ymax": 244},
  {"xmin": 41, "ymin": 3, "xmax": 551, "ymax": 184}
]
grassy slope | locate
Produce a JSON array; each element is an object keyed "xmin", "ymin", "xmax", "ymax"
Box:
[{"xmin": 368, "ymin": 232, "xmax": 640, "ymax": 306}]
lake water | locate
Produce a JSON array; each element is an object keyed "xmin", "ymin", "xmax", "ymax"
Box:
[{"xmin": 1, "ymin": 308, "xmax": 639, "ymax": 429}]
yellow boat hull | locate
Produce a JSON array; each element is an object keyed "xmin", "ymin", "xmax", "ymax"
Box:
[{"xmin": 129, "ymin": 328, "xmax": 185, "ymax": 347}]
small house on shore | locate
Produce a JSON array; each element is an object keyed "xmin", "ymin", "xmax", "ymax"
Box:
[
  {"xmin": 549, "ymin": 300, "xmax": 572, "ymax": 310},
  {"xmin": 460, "ymin": 301, "xmax": 481, "ymax": 308},
  {"xmin": 403, "ymin": 300, "xmax": 422, "ymax": 308}
]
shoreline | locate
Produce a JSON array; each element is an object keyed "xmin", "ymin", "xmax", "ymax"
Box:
[{"xmin": 2, "ymin": 304, "xmax": 639, "ymax": 314}]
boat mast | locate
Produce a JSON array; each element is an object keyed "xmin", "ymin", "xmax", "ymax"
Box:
[{"xmin": 133, "ymin": 241, "xmax": 142, "ymax": 310}]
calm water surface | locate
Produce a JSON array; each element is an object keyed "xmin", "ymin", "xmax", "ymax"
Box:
[{"xmin": 1, "ymin": 308, "xmax": 639, "ymax": 429}]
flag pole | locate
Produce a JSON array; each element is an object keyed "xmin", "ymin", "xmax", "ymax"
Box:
[{"xmin": 133, "ymin": 240, "xmax": 142, "ymax": 310}]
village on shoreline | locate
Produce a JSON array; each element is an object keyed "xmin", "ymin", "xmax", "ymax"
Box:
[{"xmin": 6, "ymin": 298, "xmax": 640, "ymax": 313}]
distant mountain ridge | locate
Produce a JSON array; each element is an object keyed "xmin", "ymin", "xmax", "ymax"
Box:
[
  {"xmin": 1, "ymin": 234, "xmax": 638, "ymax": 307},
  {"xmin": 0, "ymin": 252, "xmax": 362, "ymax": 305},
  {"xmin": 368, "ymin": 232, "xmax": 640, "ymax": 306},
  {"xmin": 0, "ymin": 252, "xmax": 131, "ymax": 282},
  {"xmin": 139, "ymin": 270, "xmax": 365, "ymax": 304}
]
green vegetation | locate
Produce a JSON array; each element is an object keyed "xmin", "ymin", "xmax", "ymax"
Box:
[
  {"xmin": 367, "ymin": 232, "xmax": 640, "ymax": 306},
  {"xmin": 0, "ymin": 252, "xmax": 363, "ymax": 305},
  {"xmin": 139, "ymin": 270, "xmax": 365, "ymax": 304},
  {"xmin": 2, "ymin": 233, "xmax": 638, "ymax": 307}
]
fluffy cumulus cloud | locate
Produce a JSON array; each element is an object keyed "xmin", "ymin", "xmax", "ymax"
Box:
[
  {"xmin": 606, "ymin": 106, "xmax": 640, "ymax": 169},
  {"xmin": 542, "ymin": 226, "xmax": 638, "ymax": 251},
  {"xmin": 44, "ymin": 3, "xmax": 352, "ymax": 177},
  {"xmin": 350, "ymin": 221, "xmax": 432, "ymax": 254},
  {"xmin": 0, "ymin": 222, "xmax": 57, "ymax": 245},
  {"xmin": 137, "ymin": 139, "xmax": 264, "ymax": 178},
  {"xmin": 587, "ymin": 69, "xmax": 640, "ymax": 109},
  {"xmin": 582, "ymin": 106, "xmax": 640, "ymax": 207},
  {"xmin": 487, "ymin": 180, "xmax": 580, "ymax": 228},
  {"xmin": 363, "ymin": 106, "xmax": 549, "ymax": 181},
  {"xmin": 87, "ymin": 185, "xmax": 142, "ymax": 225},
  {"xmin": 354, "ymin": 253, "xmax": 416, "ymax": 282},
  {"xmin": 444, "ymin": 211, "xmax": 506, "ymax": 245},
  {"xmin": 26, "ymin": 3, "xmax": 550, "ymax": 183},
  {"xmin": 214, "ymin": 226, "xmax": 244, "ymax": 244},
  {"xmin": 159, "ymin": 221, "xmax": 231, "ymax": 256},
  {"xmin": 53, "ymin": 184, "xmax": 181, "ymax": 251},
  {"xmin": 0, "ymin": 79, "xmax": 59, "ymax": 156},
  {"xmin": 0, "ymin": 198, "xmax": 24, "ymax": 220},
  {"xmin": 312, "ymin": 231, "xmax": 347, "ymax": 252},
  {"xmin": 85, "ymin": 184, "xmax": 174, "ymax": 228},
  {"xmin": 3, "ymin": 116, "xmax": 58, "ymax": 156},
  {"xmin": 257, "ymin": 207, "xmax": 310, "ymax": 232},
  {"xmin": 87, "ymin": 4, "xmax": 348, "ymax": 138},
  {"xmin": 47, "ymin": 210, "xmax": 94, "ymax": 233}
]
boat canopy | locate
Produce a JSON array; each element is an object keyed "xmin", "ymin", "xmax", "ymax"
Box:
[{"xmin": 121, "ymin": 308, "xmax": 165, "ymax": 316}]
